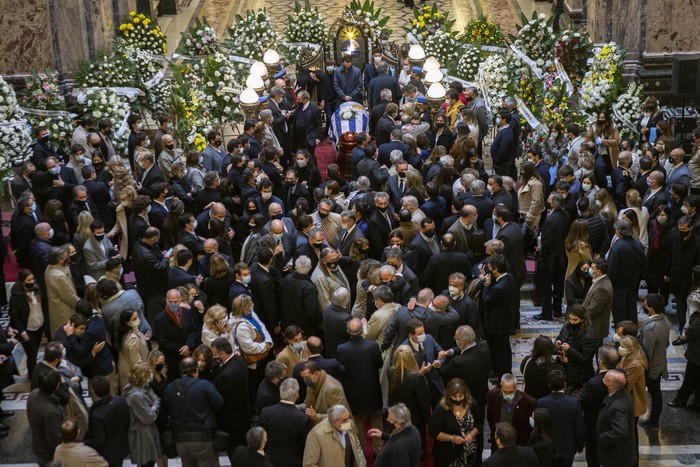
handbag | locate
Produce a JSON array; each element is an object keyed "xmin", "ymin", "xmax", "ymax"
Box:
[
  {"xmin": 521, "ymin": 356, "xmax": 532, "ymax": 393},
  {"xmin": 234, "ymin": 322, "xmax": 270, "ymax": 365}
]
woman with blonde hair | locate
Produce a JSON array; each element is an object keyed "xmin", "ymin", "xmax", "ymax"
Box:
[
  {"xmin": 108, "ymin": 185, "xmax": 137, "ymax": 259},
  {"xmin": 429, "ymin": 378, "xmax": 482, "ymax": 467},
  {"xmin": 72, "ymin": 210, "xmax": 95, "ymax": 266},
  {"xmin": 518, "ymin": 161, "xmax": 546, "ymax": 231},
  {"xmin": 595, "ymin": 188, "xmax": 618, "ymax": 238},
  {"xmin": 201, "ymin": 304, "xmax": 233, "ymax": 348},
  {"xmin": 564, "ymin": 219, "xmax": 592, "ymax": 279},
  {"xmin": 586, "ymin": 110, "xmax": 620, "ymax": 166},
  {"xmin": 618, "ymin": 335, "xmax": 647, "ymax": 453},
  {"xmin": 201, "ymin": 254, "xmax": 235, "ymax": 309},
  {"xmin": 422, "ymin": 145, "xmax": 447, "ymax": 181},
  {"xmin": 619, "ymin": 188, "xmax": 649, "ymax": 247},
  {"xmin": 405, "ymin": 168, "xmax": 427, "ymax": 201},
  {"xmin": 389, "ymin": 344, "xmax": 431, "ymax": 455},
  {"xmin": 117, "ymin": 309, "xmax": 149, "ymax": 392},
  {"xmin": 231, "ymin": 294, "xmax": 273, "ymax": 402},
  {"xmin": 123, "ymin": 362, "xmax": 161, "ymax": 467}
]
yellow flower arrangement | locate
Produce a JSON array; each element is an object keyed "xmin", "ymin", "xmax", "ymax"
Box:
[{"xmin": 118, "ymin": 11, "xmax": 166, "ymax": 54}]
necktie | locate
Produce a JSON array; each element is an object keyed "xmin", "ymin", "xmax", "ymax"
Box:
[
  {"xmin": 32, "ymin": 212, "xmax": 38, "ymax": 223},
  {"xmin": 384, "ymin": 212, "xmax": 392, "ymax": 228},
  {"xmin": 321, "ymin": 219, "xmax": 335, "ymax": 247},
  {"xmin": 399, "ymin": 179, "xmax": 405, "ymax": 196},
  {"xmin": 340, "ymin": 230, "xmax": 347, "ymax": 246}
]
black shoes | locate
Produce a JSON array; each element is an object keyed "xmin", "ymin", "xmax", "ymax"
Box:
[
  {"xmin": 0, "ymin": 411, "xmax": 14, "ymax": 421},
  {"xmin": 667, "ymin": 398, "xmax": 686, "ymax": 408},
  {"xmin": 672, "ymin": 336, "xmax": 687, "ymax": 346},
  {"xmin": 533, "ymin": 314, "xmax": 552, "ymax": 321}
]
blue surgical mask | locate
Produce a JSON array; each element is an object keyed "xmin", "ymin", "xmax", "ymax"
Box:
[
  {"xmin": 292, "ymin": 342, "xmax": 304, "ymax": 351},
  {"xmin": 304, "ymin": 378, "xmax": 316, "ymax": 388},
  {"xmin": 119, "ymin": 267, "xmax": 124, "ymax": 276},
  {"xmin": 529, "ymin": 417, "xmax": 535, "ymax": 428},
  {"xmin": 167, "ymin": 303, "xmax": 179, "ymax": 312},
  {"xmin": 241, "ymin": 275, "xmax": 252, "ymax": 284},
  {"xmin": 31, "ymin": 203, "xmax": 37, "ymax": 212},
  {"xmin": 48, "ymin": 228, "xmax": 55, "ymax": 239},
  {"xmin": 503, "ymin": 393, "xmax": 515, "ymax": 401},
  {"xmin": 415, "ymin": 334, "xmax": 426, "ymax": 344},
  {"xmin": 588, "ymin": 268, "xmax": 595, "ymax": 278}
]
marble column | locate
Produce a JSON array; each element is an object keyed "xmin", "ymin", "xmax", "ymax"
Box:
[{"xmin": 0, "ymin": 0, "xmax": 133, "ymax": 75}]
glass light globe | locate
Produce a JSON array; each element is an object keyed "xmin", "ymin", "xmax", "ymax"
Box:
[
  {"xmin": 408, "ymin": 45, "xmax": 426, "ymax": 61},
  {"xmin": 250, "ymin": 61, "xmax": 268, "ymax": 78},
  {"xmin": 263, "ymin": 49, "xmax": 281, "ymax": 65},
  {"xmin": 426, "ymin": 82, "xmax": 447, "ymax": 100},
  {"xmin": 240, "ymin": 88, "xmax": 260, "ymax": 105},
  {"xmin": 424, "ymin": 69, "xmax": 444, "ymax": 86},
  {"xmin": 246, "ymin": 74, "xmax": 265, "ymax": 90},
  {"xmin": 423, "ymin": 57, "xmax": 441, "ymax": 72}
]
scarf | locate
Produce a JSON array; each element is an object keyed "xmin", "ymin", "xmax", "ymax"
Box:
[
  {"xmin": 305, "ymin": 370, "xmax": 327, "ymax": 408},
  {"xmin": 244, "ymin": 312, "xmax": 264, "ymax": 336},
  {"xmin": 649, "ymin": 220, "xmax": 664, "ymax": 253}
]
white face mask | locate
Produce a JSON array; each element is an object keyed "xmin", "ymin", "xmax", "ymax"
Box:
[
  {"xmin": 448, "ymin": 285, "xmax": 461, "ymax": 298},
  {"xmin": 618, "ymin": 347, "xmax": 629, "ymax": 357},
  {"xmin": 612, "ymin": 333, "xmax": 622, "ymax": 343},
  {"xmin": 296, "ymin": 159, "xmax": 308, "ymax": 168},
  {"xmin": 261, "ymin": 192, "xmax": 272, "ymax": 201}
]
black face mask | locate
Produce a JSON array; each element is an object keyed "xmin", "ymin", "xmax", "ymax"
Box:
[
  {"xmin": 155, "ymin": 363, "xmax": 165, "ymax": 372},
  {"xmin": 377, "ymin": 206, "xmax": 387, "ymax": 214},
  {"xmin": 450, "ymin": 397, "xmax": 466, "ymax": 406},
  {"xmin": 271, "ymin": 213, "xmax": 283, "ymax": 220},
  {"xmin": 313, "ymin": 242, "xmax": 325, "ymax": 249},
  {"xmin": 165, "ymin": 144, "xmax": 175, "ymax": 150},
  {"xmin": 214, "ymin": 140, "xmax": 223, "ymax": 147},
  {"xmin": 424, "ymin": 229, "xmax": 436, "ymax": 238},
  {"xmin": 286, "ymin": 181, "xmax": 296, "ymax": 187},
  {"xmin": 436, "ymin": 122, "xmax": 446, "ymax": 128},
  {"xmin": 326, "ymin": 261, "xmax": 339, "ymax": 269},
  {"xmin": 398, "ymin": 172, "xmax": 407, "ymax": 179},
  {"xmin": 569, "ymin": 322, "xmax": 582, "ymax": 330},
  {"xmin": 318, "ymin": 211, "xmax": 329, "ymax": 219},
  {"xmin": 40, "ymin": 135, "xmax": 51, "ymax": 143},
  {"xmin": 597, "ymin": 120, "xmax": 606, "ymax": 126},
  {"xmin": 95, "ymin": 234, "xmax": 105, "ymax": 241}
]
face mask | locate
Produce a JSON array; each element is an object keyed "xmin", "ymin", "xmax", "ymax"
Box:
[
  {"xmin": 682, "ymin": 205, "xmax": 689, "ymax": 215},
  {"xmin": 95, "ymin": 234, "xmax": 105, "ymax": 241},
  {"xmin": 271, "ymin": 213, "xmax": 283, "ymax": 221},
  {"xmin": 304, "ymin": 378, "xmax": 316, "ymax": 388},
  {"xmin": 503, "ymin": 393, "xmax": 515, "ymax": 401},
  {"xmin": 41, "ymin": 134, "xmax": 51, "ymax": 143},
  {"xmin": 403, "ymin": 65, "xmax": 410, "ymax": 71},
  {"xmin": 131, "ymin": 318, "xmax": 141, "ymax": 329},
  {"xmin": 167, "ymin": 303, "xmax": 180, "ymax": 313},
  {"xmin": 448, "ymin": 285, "xmax": 461, "ymax": 298},
  {"xmin": 261, "ymin": 192, "xmax": 272, "ymax": 201},
  {"xmin": 551, "ymin": 132, "xmax": 559, "ymax": 139},
  {"xmin": 398, "ymin": 171, "xmax": 407, "ymax": 179},
  {"xmin": 611, "ymin": 333, "xmax": 622, "ymax": 343},
  {"xmin": 292, "ymin": 342, "xmax": 304, "ymax": 351},
  {"xmin": 49, "ymin": 228, "xmax": 55, "ymax": 239},
  {"xmin": 341, "ymin": 222, "xmax": 350, "ymax": 230},
  {"xmin": 598, "ymin": 120, "xmax": 606, "ymax": 126},
  {"xmin": 31, "ymin": 203, "xmax": 37, "ymax": 212},
  {"xmin": 326, "ymin": 261, "xmax": 339, "ymax": 270},
  {"xmin": 588, "ymin": 268, "xmax": 595, "ymax": 278},
  {"xmin": 595, "ymin": 200, "xmax": 602, "ymax": 208},
  {"xmin": 198, "ymin": 156, "xmax": 204, "ymax": 165},
  {"xmin": 155, "ymin": 363, "xmax": 165, "ymax": 372},
  {"xmin": 470, "ymin": 158, "xmax": 478, "ymax": 164},
  {"xmin": 377, "ymin": 206, "xmax": 387, "ymax": 214},
  {"xmin": 48, "ymin": 167, "xmax": 60, "ymax": 175},
  {"xmin": 569, "ymin": 322, "xmax": 581, "ymax": 330},
  {"xmin": 618, "ymin": 347, "xmax": 629, "ymax": 357},
  {"xmin": 286, "ymin": 180, "xmax": 296, "ymax": 187},
  {"xmin": 215, "ymin": 140, "xmax": 223, "ymax": 147},
  {"xmin": 241, "ymin": 275, "xmax": 252, "ymax": 284},
  {"xmin": 450, "ymin": 397, "xmax": 466, "ymax": 406},
  {"xmin": 144, "ymin": 139, "xmax": 151, "ymax": 147},
  {"xmin": 296, "ymin": 159, "xmax": 308, "ymax": 168},
  {"xmin": 272, "ymin": 233, "xmax": 283, "ymax": 241},
  {"xmin": 424, "ymin": 230, "xmax": 435, "ymax": 239},
  {"xmin": 656, "ymin": 215, "xmax": 667, "ymax": 224},
  {"xmin": 340, "ymin": 421, "xmax": 353, "ymax": 432},
  {"xmin": 119, "ymin": 267, "xmax": 124, "ymax": 277},
  {"xmin": 313, "ymin": 242, "xmax": 325, "ymax": 249},
  {"xmin": 136, "ymin": 122, "xmax": 144, "ymax": 130},
  {"xmin": 318, "ymin": 211, "xmax": 328, "ymax": 219},
  {"xmin": 373, "ymin": 56, "xmax": 381, "ymax": 62},
  {"xmin": 167, "ymin": 123, "xmax": 174, "ymax": 130},
  {"xmin": 436, "ymin": 122, "xmax": 446, "ymax": 128},
  {"xmin": 582, "ymin": 183, "xmax": 591, "ymax": 192},
  {"xmin": 146, "ymin": 205, "xmax": 152, "ymax": 214},
  {"xmin": 326, "ymin": 66, "xmax": 335, "ymax": 73},
  {"xmin": 415, "ymin": 334, "xmax": 426, "ymax": 344},
  {"xmin": 529, "ymin": 417, "xmax": 535, "ymax": 428},
  {"xmin": 495, "ymin": 117, "xmax": 501, "ymax": 126}
]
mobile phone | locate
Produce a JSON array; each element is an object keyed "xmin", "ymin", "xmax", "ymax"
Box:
[{"xmin": 166, "ymin": 248, "xmax": 173, "ymax": 255}]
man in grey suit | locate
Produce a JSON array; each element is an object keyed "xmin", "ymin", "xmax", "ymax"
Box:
[
  {"xmin": 582, "ymin": 258, "xmax": 613, "ymax": 341},
  {"xmin": 82, "ymin": 220, "xmax": 118, "ymax": 280},
  {"xmin": 597, "ymin": 370, "xmax": 637, "ymax": 467}
]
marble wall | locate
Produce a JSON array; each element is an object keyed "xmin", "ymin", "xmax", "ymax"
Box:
[{"xmin": 0, "ymin": 0, "xmax": 135, "ymax": 75}]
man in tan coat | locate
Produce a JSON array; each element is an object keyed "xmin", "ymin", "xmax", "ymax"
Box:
[
  {"xmin": 54, "ymin": 418, "xmax": 108, "ymax": 466},
  {"xmin": 45, "ymin": 246, "xmax": 80, "ymax": 336},
  {"xmin": 299, "ymin": 361, "xmax": 351, "ymax": 424},
  {"xmin": 364, "ymin": 285, "xmax": 398, "ymax": 346},
  {"xmin": 311, "ymin": 248, "xmax": 350, "ymax": 309},
  {"xmin": 303, "ymin": 404, "xmax": 366, "ymax": 467},
  {"xmin": 582, "ymin": 258, "xmax": 613, "ymax": 340}
]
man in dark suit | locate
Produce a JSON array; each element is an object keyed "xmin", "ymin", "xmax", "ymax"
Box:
[
  {"xmin": 479, "ymin": 254, "xmax": 517, "ymax": 380},
  {"xmin": 337, "ymin": 211, "xmax": 364, "ymax": 257},
  {"xmin": 577, "ymin": 197, "xmax": 610, "ymax": 258},
  {"xmin": 375, "ymin": 103, "xmax": 399, "ymax": 146},
  {"xmin": 30, "ymin": 126, "xmax": 61, "ymax": 170},
  {"xmin": 402, "ymin": 318, "xmax": 444, "ymax": 402},
  {"xmin": 168, "ymin": 249, "xmax": 200, "ymax": 288},
  {"xmin": 386, "ymin": 160, "xmax": 410, "ymax": 212},
  {"xmin": 255, "ymin": 361, "xmax": 284, "ymax": 414},
  {"xmin": 490, "ymin": 110, "xmax": 516, "ymax": 177},
  {"xmin": 259, "ymin": 147, "xmax": 283, "ymax": 193},
  {"xmin": 607, "ymin": 220, "xmax": 645, "ymax": 325},
  {"xmin": 611, "ymin": 151, "xmax": 634, "ymax": 210},
  {"xmin": 177, "ymin": 213, "xmax": 205, "ymax": 260},
  {"xmin": 231, "ymin": 427, "xmax": 275, "ymax": 467},
  {"xmin": 369, "ymin": 92, "xmax": 390, "ymax": 137},
  {"xmin": 249, "ymin": 248, "xmax": 280, "ymax": 334},
  {"xmin": 132, "ymin": 228, "xmax": 171, "ymax": 323},
  {"xmin": 367, "ymin": 61, "xmax": 402, "ymax": 109},
  {"xmin": 579, "ymin": 346, "xmax": 620, "ymax": 467},
  {"xmin": 268, "ymin": 86, "xmax": 291, "ymax": 155},
  {"xmin": 11, "ymin": 192, "xmax": 42, "ymax": 269},
  {"xmin": 439, "ymin": 325, "xmax": 491, "ymax": 464},
  {"xmin": 260, "ymin": 378, "xmax": 313, "ymax": 467},
  {"xmin": 67, "ymin": 185, "xmax": 100, "ymax": 234},
  {"xmin": 528, "ymin": 146, "xmax": 551, "ymax": 194},
  {"xmin": 422, "ymin": 233, "xmax": 471, "ymax": 292},
  {"xmin": 356, "ymin": 143, "xmax": 389, "ymax": 191},
  {"xmin": 29, "ymin": 223, "xmax": 53, "ymax": 285},
  {"xmin": 277, "ymin": 256, "xmax": 321, "ymax": 333},
  {"xmin": 597, "ymin": 370, "xmax": 637, "ymax": 467},
  {"xmin": 486, "ymin": 374, "xmax": 536, "ymax": 449},
  {"xmin": 136, "ymin": 152, "xmax": 165, "ymax": 195},
  {"xmin": 293, "ymin": 228, "xmax": 324, "ymax": 273},
  {"xmin": 483, "ymin": 423, "xmax": 540, "ymax": 467},
  {"xmin": 367, "ymin": 192, "xmax": 394, "ymax": 260},
  {"xmin": 642, "ymin": 170, "xmax": 667, "ymax": 215},
  {"xmin": 292, "ymin": 336, "xmax": 345, "ymax": 401},
  {"xmin": 321, "ymin": 288, "xmax": 352, "ymax": 359},
  {"xmin": 634, "ymin": 156, "xmax": 653, "ymax": 197},
  {"xmin": 148, "ymin": 182, "xmax": 170, "ymax": 232},
  {"xmin": 11, "ymin": 160, "xmax": 35, "ymax": 200},
  {"xmin": 45, "ymin": 156, "xmax": 79, "ymax": 209},
  {"xmin": 583, "ymin": 259, "xmax": 614, "ymax": 340},
  {"xmin": 378, "ymin": 129, "xmax": 410, "ymax": 168},
  {"xmin": 535, "ymin": 193, "xmax": 571, "ymax": 321},
  {"xmin": 154, "ymin": 290, "xmax": 199, "ymax": 383},
  {"xmin": 83, "ymin": 375, "xmax": 130, "ymax": 467},
  {"xmin": 292, "ymin": 90, "xmax": 322, "ymax": 160},
  {"xmin": 336, "ymin": 319, "xmax": 384, "ymax": 454},
  {"xmin": 194, "ymin": 171, "xmax": 224, "ymax": 214},
  {"xmin": 211, "ymin": 337, "xmax": 251, "ymax": 460},
  {"xmin": 281, "ymin": 170, "xmax": 312, "ymax": 216},
  {"xmin": 536, "ymin": 369, "xmax": 585, "ymax": 467},
  {"xmin": 82, "ymin": 165, "xmax": 113, "ymax": 229},
  {"xmin": 404, "ymin": 218, "xmax": 440, "ymax": 281},
  {"xmin": 462, "ymin": 180, "xmax": 494, "ymax": 230},
  {"xmin": 493, "ymin": 205, "xmax": 526, "ymax": 328}
]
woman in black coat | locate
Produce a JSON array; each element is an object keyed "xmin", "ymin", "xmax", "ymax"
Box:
[
  {"xmin": 201, "ymin": 254, "xmax": 235, "ymax": 310},
  {"xmin": 564, "ymin": 259, "xmax": 592, "ymax": 311},
  {"xmin": 520, "ymin": 336, "xmax": 566, "ymax": 400},
  {"xmin": 555, "ymin": 305, "xmax": 599, "ymax": 393},
  {"xmin": 389, "ymin": 345, "xmax": 431, "ymax": 456},
  {"xmin": 429, "ymin": 378, "xmax": 482, "ymax": 467},
  {"xmin": 8, "ymin": 270, "xmax": 44, "ymax": 377},
  {"xmin": 168, "ymin": 161, "xmax": 195, "ymax": 212},
  {"xmin": 646, "ymin": 205, "xmax": 674, "ymax": 304},
  {"xmin": 528, "ymin": 408, "xmax": 557, "ymax": 467},
  {"xmin": 429, "ymin": 115, "xmax": 456, "ymax": 152},
  {"xmin": 293, "ymin": 150, "xmax": 323, "ymax": 191}
]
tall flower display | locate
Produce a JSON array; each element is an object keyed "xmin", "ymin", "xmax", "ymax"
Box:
[
  {"xmin": 424, "ymin": 30, "xmax": 460, "ymax": 70},
  {"xmin": 461, "ymin": 16, "xmax": 506, "ymax": 48},
  {"xmin": 457, "ymin": 45, "xmax": 488, "ymax": 80},
  {"xmin": 287, "ymin": 0, "xmax": 327, "ymax": 44},
  {"xmin": 612, "ymin": 81, "xmax": 643, "ymax": 143},
  {"xmin": 479, "ymin": 54, "xmax": 514, "ymax": 109},
  {"xmin": 118, "ymin": 11, "xmax": 166, "ymax": 55},
  {"xmin": 0, "ymin": 76, "xmax": 33, "ymax": 174},
  {"xmin": 177, "ymin": 17, "xmax": 219, "ymax": 56},
  {"xmin": 555, "ymin": 29, "xmax": 592, "ymax": 87},
  {"xmin": 223, "ymin": 9, "xmax": 280, "ymax": 60},
  {"xmin": 78, "ymin": 89, "xmax": 130, "ymax": 153},
  {"xmin": 579, "ymin": 42, "xmax": 625, "ymax": 111},
  {"xmin": 509, "ymin": 13, "xmax": 556, "ymax": 74},
  {"xmin": 20, "ymin": 72, "xmax": 74, "ymax": 153},
  {"xmin": 344, "ymin": 0, "xmax": 392, "ymax": 37},
  {"xmin": 405, "ymin": 3, "xmax": 455, "ymax": 43}
]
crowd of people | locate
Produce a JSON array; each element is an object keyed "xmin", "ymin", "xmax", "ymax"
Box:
[{"xmin": 0, "ymin": 51, "xmax": 699, "ymax": 467}]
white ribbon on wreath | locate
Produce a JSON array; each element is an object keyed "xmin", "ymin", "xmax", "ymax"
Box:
[
  {"xmin": 516, "ymin": 97, "xmax": 548, "ymax": 133},
  {"xmin": 187, "ymin": 126, "xmax": 198, "ymax": 144},
  {"xmin": 554, "ymin": 58, "xmax": 574, "ymax": 97},
  {"xmin": 72, "ymin": 87, "xmax": 145, "ymax": 103},
  {"xmin": 0, "ymin": 119, "xmax": 29, "ymax": 129},
  {"xmin": 114, "ymin": 111, "xmax": 131, "ymax": 139},
  {"xmin": 478, "ymin": 69, "xmax": 491, "ymax": 114},
  {"xmin": 143, "ymin": 70, "xmax": 165, "ymax": 90},
  {"xmin": 509, "ymin": 44, "xmax": 543, "ymax": 80},
  {"xmin": 19, "ymin": 107, "xmax": 77, "ymax": 118},
  {"xmin": 612, "ymin": 102, "xmax": 639, "ymax": 135},
  {"xmin": 228, "ymin": 55, "xmax": 255, "ymax": 65}
]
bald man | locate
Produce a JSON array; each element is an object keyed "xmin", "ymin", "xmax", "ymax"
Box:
[
  {"xmin": 665, "ymin": 148, "xmax": 690, "ymax": 198},
  {"xmin": 157, "ymin": 134, "xmax": 177, "ymax": 181},
  {"xmin": 448, "ymin": 204, "xmax": 486, "ymax": 260},
  {"xmin": 264, "ymin": 202, "xmax": 296, "ymax": 234},
  {"xmin": 598, "ymin": 370, "xmax": 636, "ymax": 466}
]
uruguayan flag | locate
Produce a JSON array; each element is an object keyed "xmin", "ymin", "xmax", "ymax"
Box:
[{"xmin": 329, "ymin": 102, "xmax": 369, "ymax": 145}]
